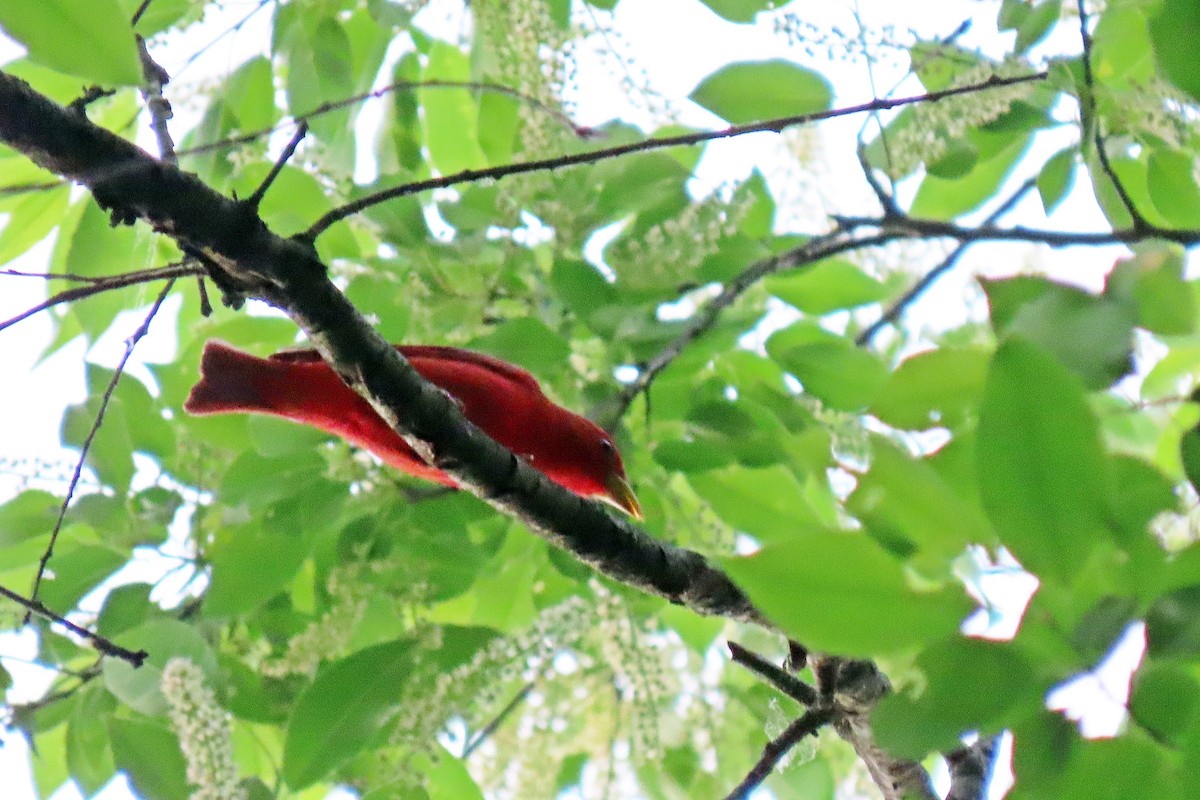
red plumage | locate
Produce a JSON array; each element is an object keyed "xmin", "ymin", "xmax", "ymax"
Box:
[{"xmin": 184, "ymin": 340, "xmax": 640, "ymax": 517}]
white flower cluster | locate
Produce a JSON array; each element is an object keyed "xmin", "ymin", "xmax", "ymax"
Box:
[
  {"xmin": 160, "ymin": 658, "xmax": 245, "ymax": 800},
  {"xmin": 773, "ymin": 14, "xmax": 911, "ymax": 70},
  {"xmin": 606, "ymin": 188, "xmax": 751, "ymax": 290},
  {"xmin": 884, "ymin": 58, "xmax": 1036, "ymax": 180},
  {"xmin": 260, "ymin": 558, "xmax": 404, "ymax": 677}
]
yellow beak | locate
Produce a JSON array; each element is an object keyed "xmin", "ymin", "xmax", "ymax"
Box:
[{"xmin": 603, "ymin": 473, "xmax": 643, "ymax": 520}]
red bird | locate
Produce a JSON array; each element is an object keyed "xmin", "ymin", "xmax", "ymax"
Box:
[{"xmin": 184, "ymin": 340, "xmax": 641, "ymax": 518}]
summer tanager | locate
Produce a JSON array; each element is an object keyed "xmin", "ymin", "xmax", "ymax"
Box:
[{"xmin": 185, "ymin": 340, "xmax": 641, "ymax": 517}]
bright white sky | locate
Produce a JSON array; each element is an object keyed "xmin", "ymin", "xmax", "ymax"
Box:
[{"xmin": 0, "ymin": 1, "xmax": 1138, "ymax": 798}]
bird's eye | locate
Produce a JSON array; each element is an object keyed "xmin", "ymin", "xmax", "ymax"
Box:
[{"xmin": 600, "ymin": 439, "xmax": 615, "ymax": 456}]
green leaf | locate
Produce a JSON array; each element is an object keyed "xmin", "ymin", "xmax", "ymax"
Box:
[
  {"xmin": 102, "ymin": 620, "xmax": 219, "ymax": 716},
  {"xmin": 1146, "ymin": 585, "xmax": 1200, "ymax": 658},
  {"xmin": 108, "ymin": 717, "xmax": 189, "ymax": 800},
  {"xmin": 1107, "ymin": 246, "xmax": 1197, "ymax": 337},
  {"xmin": 976, "ymin": 340, "xmax": 1111, "ymax": 582},
  {"xmin": 422, "ymin": 745, "xmax": 486, "ymax": 800},
  {"xmin": 1014, "ymin": 0, "xmax": 1062, "ymax": 53},
  {"xmin": 61, "ymin": 398, "xmax": 135, "ymax": 495},
  {"xmin": 870, "ymin": 347, "xmax": 989, "ymax": 431},
  {"xmin": 421, "ymin": 41, "xmax": 487, "ymax": 173},
  {"xmin": 1149, "ymin": 0, "xmax": 1200, "ymax": 103},
  {"xmin": 765, "ymin": 259, "xmax": 886, "ymax": 314},
  {"xmin": 697, "ymin": 0, "xmax": 775, "ymax": 23},
  {"xmin": 912, "ymin": 132, "xmax": 1031, "ymax": 219},
  {"xmin": 767, "ymin": 324, "xmax": 888, "ymax": 411},
  {"xmin": 66, "ymin": 683, "xmax": 116, "ymax": 794},
  {"xmin": 722, "ymin": 534, "xmax": 971, "ymax": 656},
  {"xmin": 1147, "ymin": 148, "xmax": 1200, "ymax": 228},
  {"xmin": 0, "ymin": 490, "xmax": 59, "ymax": 547},
  {"xmin": 468, "ymin": 318, "xmax": 572, "ymax": 379},
  {"xmin": 689, "ymin": 465, "xmax": 828, "ymax": 543},
  {"xmin": 0, "ymin": 185, "xmax": 69, "ymax": 266},
  {"xmin": 37, "ymin": 544, "xmax": 125, "ymax": 613},
  {"xmin": 689, "ymin": 60, "xmax": 832, "ymax": 124},
  {"xmin": 849, "ymin": 439, "xmax": 994, "ymax": 564},
  {"xmin": 202, "ymin": 518, "xmax": 317, "ymax": 617},
  {"xmin": 1131, "ymin": 662, "xmax": 1200, "ymax": 746},
  {"xmin": 981, "ymin": 276, "xmax": 1136, "ymax": 390},
  {"xmin": 283, "ymin": 639, "xmax": 415, "ymax": 789},
  {"xmin": 120, "ymin": 0, "xmax": 195, "ymax": 37},
  {"xmin": 872, "ymin": 638, "xmax": 1037, "ymax": 759},
  {"xmin": 1037, "ymin": 147, "xmax": 1076, "ymax": 215},
  {"xmin": 0, "ymin": 0, "xmax": 141, "ymax": 85}
]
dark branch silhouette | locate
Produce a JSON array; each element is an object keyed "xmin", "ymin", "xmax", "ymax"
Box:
[
  {"xmin": 0, "ymin": 261, "xmax": 202, "ymax": 335},
  {"xmin": 0, "ymin": 583, "xmax": 147, "ymax": 666},
  {"xmin": 26, "ymin": 279, "xmax": 175, "ymax": 616},
  {"xmin": 856, "ymin": 176, "xmax": 1038, "ymax": 346},
  {"xmin": 305, "ymin": 71, "xmax": 1049, "ymax": 239}
]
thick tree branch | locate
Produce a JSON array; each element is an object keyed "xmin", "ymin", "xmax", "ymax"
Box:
[{"xmin": 0, "ymin": 70, "xmax": 761, "ymax": 625}]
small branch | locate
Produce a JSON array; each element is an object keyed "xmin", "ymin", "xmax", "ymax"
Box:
[
  {"xmin": 723, "ymin": 707, "xmax": 834, "ymax": 800},
  {"xmin": 0, "ymin": 180, "xmax": 63, "ymax": 197},
  {"xmin": 602, "ymin": 231, "xmax": 897, "ymax": 427},
  {"xmin": 176, "ymin": 78, "xmax": 587, "ymax": 160},
  {"xmin": 1076, "ymin": 0, "xmax": 1145, "ymax": 232},
  {"xmin": 832, "ymin": 212, "xmax": 1199, "ymax": 247},
  {"xmin": 130, "ymin": 0, "xmax": 155, "ymax": 26},
  {"xmin": 857, "ymin": 141, "xmax": 901, "ymax": 218},
  {"xmin": 26, "ymin": 279, "xmax": 175, "ymax": 615},
  {"xmin": 0, "ymin": 583, "xmax": 147, "ymax": 666},
  {"xmin": 462, "ymin": 681, "xmax": 535, "ymax": 757},
  {"xmin": 945, "ymin": 736, "xmax": 999, "ymax": 800},
  {"xmin": 67, "ymin": 86, "xmax": 115, "ymax": 116},
  {"xmin": 856, "ymin": 176, "xmax": 1037, "ymax": 346},
  {"xmin": 0, "ymin": 261, "xmax": 202, "ymax": 335},
  {"xmin": 304, "ymin": 71, "xmax": 1049, "ymax": 239},
  {"xmin": 136, "ymin": 35, "xmax": 175, "ymax": 163},
  {"xmin": 245, "ymin": 121, "xmax": 307, "ymax": 210},
  {"xmin": 727, "ymin": 641, "xmax": 818, "ymax": 706}
]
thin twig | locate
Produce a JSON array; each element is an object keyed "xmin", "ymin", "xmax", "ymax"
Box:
[
  {"xmin": 304, "ymin": 71, "xmax": 1049, "ymax": 239},
  {"xmin": 727, "ymin": 641, "xmax": 818, "ymax": 706},
  {"xmin": 462, "ymin": 682, "xmax": 535, "ymax": 757},
  {"xmin": 0, "ymin": 583, "xmax": 147, "ymax": 666},
  {"xmin": 1076, "ymin": 0, "xmax": 1144, "ymax": 232},
  {"xmin": 0, "ymin": 261, "xmax": 201, "ymax": 334},
  {"xmin": 1, "ymin": 268, "xmax": 114, "ymax": 283},
  {"xmin": 245, "ymin": 121, "xmax": 308, "ymax": 210},
  {"xmin": 831, "ymin": 211, "xmax": 1195, "ymax": 246},
  {"xmin": 177, "ymin": 78, "xmax": 588, "ymax": 160},
  {"xmin": 130, "ymin": 0, "xmax": 155, "ymax": 26},
  {"xmin": 26, "ymin": 279, "xmax": 176, "ymax": 616},
  {"xmin": 857, "ymin": 141, "xmax": 901, "ymax": 218},
  {"xmin": 723, "ymin": 707, "xmax": 834, "ymax": 800},
  {"xmin": 0, "ymin": 180, "xmax": 63, "ymax": 197},
  {"xmin": 856, "ymin": 176, "xmax": 1037, "ymax": 346},
  {"xmin": 603, "ymin": 231, "xmax": 897, "ymax": 427},
  {"xmin": 136, "ymin": 35, "xmax": 176, "ymax": 164}
]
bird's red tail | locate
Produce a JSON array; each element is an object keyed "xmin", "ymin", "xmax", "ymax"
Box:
[{"xmin": 184, "ymin": 340, "xmax": 279, "ymax": 415}]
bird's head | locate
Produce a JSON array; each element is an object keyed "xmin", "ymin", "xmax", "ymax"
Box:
[{"xmin": 545, "ymin": 413, "xmax": 641, "ymax": 520}]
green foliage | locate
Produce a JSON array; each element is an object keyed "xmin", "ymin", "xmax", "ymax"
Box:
[
  {"xmin": 3, "ymin": 1, "xmax": 1200, "ymax": 798},
  {"xmin": 0, "ymin": 0, "xmax": 140, "ymax": 85}
]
